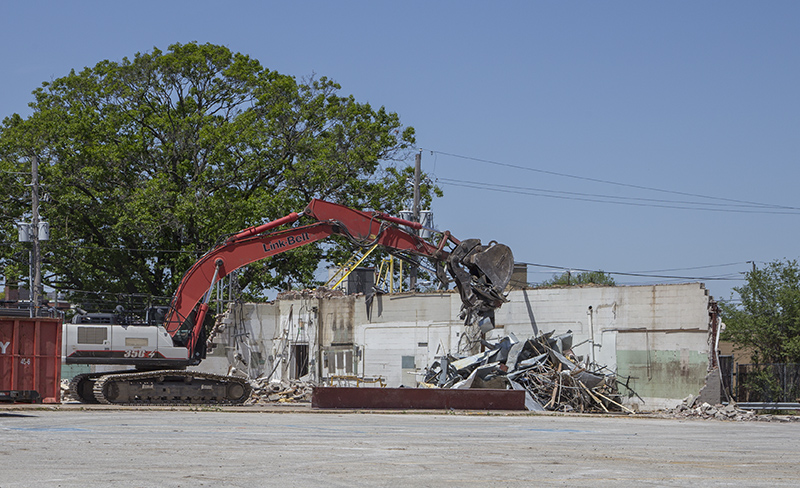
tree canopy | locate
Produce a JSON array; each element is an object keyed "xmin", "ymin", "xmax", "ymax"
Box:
[
  {"xmin": 720, "ymin": 259, "xmax": 800, "ymax": 364},
  {"xmin": 537, "ymin": 270, "xmax": 616, "ymax": 288},
  {"xmin": 0, "ymin": 42, "xmax": 437, "ymax": 308}
]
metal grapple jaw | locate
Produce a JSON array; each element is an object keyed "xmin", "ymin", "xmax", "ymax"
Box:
[{"xmin": 446, "ymin": 239, "xmax": 514, "ymax": 330}]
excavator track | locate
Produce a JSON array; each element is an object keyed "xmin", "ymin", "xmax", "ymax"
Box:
[
  {"xmin": 69, "ymin": 373, "xmax": 101, "ymax": 404},
  {"xmin": 69, "ymin": 371, "xmax": 134, "ymax": 404},
  {"xmin": 92, "ymin": 370, "xmax": 252, "ymax": 406}
]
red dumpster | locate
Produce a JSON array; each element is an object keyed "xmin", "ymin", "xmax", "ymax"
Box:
[{"xmin": 0, "ymin": 316, "xmax": 62, "ymax": 404}]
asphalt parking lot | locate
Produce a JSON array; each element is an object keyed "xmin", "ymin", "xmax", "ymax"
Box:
[{"xmin": 1, "ymin": 406, "xmax": 799, "ymax": 487}]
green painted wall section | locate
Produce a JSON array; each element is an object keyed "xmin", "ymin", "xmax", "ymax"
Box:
[
  {"xmin": 616, "ymin": 349, "xmax": 708, "ymax": 400},
  {"xmin": 61, "ymin": 363, "xmax": 90, "ymax": 381}
]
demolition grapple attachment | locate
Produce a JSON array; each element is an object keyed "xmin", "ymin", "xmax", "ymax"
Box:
[{"xmin": 446, "ymin": 239, "xmax": 514, "ymax": 329}]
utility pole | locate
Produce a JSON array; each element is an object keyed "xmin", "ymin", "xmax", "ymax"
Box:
[
  {"xmin": 409, "ymin": 151, "xmax": 421, "ymax": 290},
  {"xmin": 31, "ymin": 154, "xmax": 42, "ymax": 317}
]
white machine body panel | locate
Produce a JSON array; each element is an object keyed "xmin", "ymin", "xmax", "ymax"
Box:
[{"xmin": 63, "ymin": 323, "xmax": 189, "ymax": 366}]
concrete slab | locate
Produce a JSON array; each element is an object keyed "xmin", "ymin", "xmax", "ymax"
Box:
[{"xmin": 1, "ymin": 407, "xmax": 798, "ymax": 487}]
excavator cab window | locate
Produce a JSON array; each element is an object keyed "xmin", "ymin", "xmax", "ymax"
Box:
[{"xmin": 146, "ymin": 306, "xmax": 170, "ymax": 327}]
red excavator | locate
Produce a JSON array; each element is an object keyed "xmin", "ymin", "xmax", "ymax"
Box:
[{"xmin": 65, "ymin": 199, "xmax": 514, "ymax": 405}]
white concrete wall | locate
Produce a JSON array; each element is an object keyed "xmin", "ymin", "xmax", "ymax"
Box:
[
  {"xmin": 207, "ymin": 298, "xmax": 319, "ymax": 382},
  {"xmin": 359, "ymin": 321, "xmax": 461, "ymax": 387},
  {"xmin": 492, "ymin": 283, "xmax": 713, "ymax": 409}
]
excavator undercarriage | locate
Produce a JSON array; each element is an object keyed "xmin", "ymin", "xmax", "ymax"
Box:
[{"xmin": 70, "ymin": 370, "xmax": 252, "ymax": 405}]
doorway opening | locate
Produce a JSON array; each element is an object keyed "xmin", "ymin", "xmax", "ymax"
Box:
[{"xmin": 292, "ymin": 344, "xmax": 309, "ymax": 379}]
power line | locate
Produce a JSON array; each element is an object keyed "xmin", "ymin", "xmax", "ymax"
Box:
[
  {"xmin": 425, "ymin": 149, "xmax": 800, "ymax": 211},
  {"xmin": 56, "ymin": 287, "xmax": 173, "ymax": 300},
  {"xmin": 438, "ymin": 178, "xmax": 800, "ymax": 215},
  {"xmin": 626, "ymin": 262, "xmax": 745, "ymax": 273},
  {"xmin": 438, "ymin": 178, "xmax": 788, "ymax": 211},
  {"xmin": 518, "ymin": 261, "xmax": 745, "ymax": 282},
  {"xmin": 59, "ymin": 244, "xmax": 202, "ymax": 254},
  {"xmin": 0, "ymin": 240, "xmax": 203, "ymax": 254}
]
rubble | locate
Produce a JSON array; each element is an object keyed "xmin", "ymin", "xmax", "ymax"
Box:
[
  {"xmin": 276, "ymin": 286, "xmax": 345, "ymax": 300},
  {"xmin": 660, "ymin": 395, "xmax": 800, "ymax": 422},
  {"xmin": 60, "ymin": 379, "xmax": 78, "ymax": 403},
  {"xmin": 246, "ymin": 378, "xmax": 314, "ymax": 404},
  {"xmin": 421, "ymin": 330, "xmax": 632, "ymax": 413}
]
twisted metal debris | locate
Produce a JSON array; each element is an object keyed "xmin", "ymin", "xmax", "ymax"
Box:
[{"xmin": 422, "ymin": 330, "xmax": 633, "ymax": 413}]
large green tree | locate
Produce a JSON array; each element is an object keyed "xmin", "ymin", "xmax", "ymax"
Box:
[
  {"xmin": 538, "ymin": 270, "xmax": 616, "ymax": 287},
  {"xmin": 720, "ymin": 259, "xmax": 800, "ymax": 364},
  {"xmin": 0, "ymin": 42, "xmax": 436, "ymax": 307}
]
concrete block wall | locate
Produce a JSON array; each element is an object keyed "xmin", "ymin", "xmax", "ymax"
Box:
[
  {"xmin": 494, "ymin": 283, "xmax": 713, "ymax": 410},
  {"xmin": 206, "ymin": 299, "xmax": 319, "ymax": 381}
]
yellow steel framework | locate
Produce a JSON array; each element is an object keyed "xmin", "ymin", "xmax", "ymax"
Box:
[
  {"xmin": 376, "ymin": 255, "xmax": 403, "ymax": 293},
  {"xmin": 324, "ymin": 244, "xmax": 380, "ymax": 290}
]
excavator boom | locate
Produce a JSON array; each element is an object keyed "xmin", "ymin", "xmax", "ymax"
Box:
[
  {"xmin": 67, "ymin": 198, "xmax": 513, "ymax": 405},
  {"xmin": 165, "ymin": 199, "xmax": 514, "ymax": 359}
]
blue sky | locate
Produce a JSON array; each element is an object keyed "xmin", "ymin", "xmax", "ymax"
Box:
[{"xmin": 2, "ymin": 1, "xmax": 799, "ymax": 301}]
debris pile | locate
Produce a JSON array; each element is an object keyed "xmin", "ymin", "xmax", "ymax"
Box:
[
  {"xmin": 60, "ymin": 379, "xmax": 77, "ymax": 403},
  {"xmin": 422, "ymin": 331, "xmax": 631, "ymax": 413},
  {"xmin": 247, "ymin": 378, "xmax": 314, "ymax": 404},
  {"xmin": 276, "ymin": 287, "xmax": 345, "ymax": 300},
  {"xmin": 662, "ymin": 395, "xmax": 800, "ymax": 422}
]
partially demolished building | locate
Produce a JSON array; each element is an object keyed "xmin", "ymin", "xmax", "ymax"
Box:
[{"xmin": 202, "ymin": 282, "xmax": 719, "ymax": 411}]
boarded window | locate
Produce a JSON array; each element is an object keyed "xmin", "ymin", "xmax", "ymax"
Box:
[
  {"xmin": 345, "ymin": 351, "xmax": 353, "ymax": 374},
  {"xmin": 77, "ymin": 326, "xmax": 108, "ymax": 344},
  {"xmin": 401, "ymin": 355, "xmax": 415, "ymax": 369},
  {"xmin": 125, "ymin": 337, "xmax": 148, "ymax": 347},
  {"xmin": 336, "ymin": 351, "xmax": 345, "ymax": 371},
  {"xmin": 326, "ymin": 351, "xmax": 334, "ymax": 369}
]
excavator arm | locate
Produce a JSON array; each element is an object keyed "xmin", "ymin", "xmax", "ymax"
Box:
[{"xmin": 164, "ymin": 199, "xmax": 514, "ymax": 360}]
